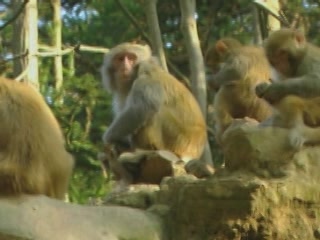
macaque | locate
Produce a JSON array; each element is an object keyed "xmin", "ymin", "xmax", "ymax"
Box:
[
  {"xmin": 256, "ymin": 28, "xmax": 320, "ymax": 103},
  {"xmin": 272, "ymin": 95, "xmax": 320, "ymax": 148},
  {"xmin": 205, "ymin": 38, "xmax": 243, "ymax": 91},
  {"xmin": 0, "ymin": 77, "xmax": 74, "ymax": 199},
  {"xmin": 100, "ymin": 43, "xmax": 207, "ymax": 184},
  {"xmin": 255, "ymin": 29, "xmax": 320, "ymax": 148},
  {"xmin": 205, "ymin": 38, "xmax": 273, "ymax": 143}
]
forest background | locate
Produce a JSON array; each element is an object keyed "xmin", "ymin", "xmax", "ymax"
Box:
[{"xmin": 0, "ymin": 0, "xmax": 319, "ymax": 203}]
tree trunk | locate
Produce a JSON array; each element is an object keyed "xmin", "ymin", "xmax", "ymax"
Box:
[
  {"xmin": 144, "ymin": 0, "xmax": 168, "ymax": 71},
  {"xmin": 266, "ymin": 0, "xmax": 281, "ymax": 33},
  {"xmin": 179, "ymin": 0, "xmax": 213, "ymax": 165},
  {"xmin": 26, "ymin": 0, "xmax": 39, "ymax": 89},
  {"xmin": 253, "ymin": 0, "xmax": 281, "ymax": 40},
  {"xmin": 51, "ymin": 0, "xmax": 63, "ymax": 90},
  {"xmin": 12, "ymin": 0, "xmax": 27, "ymax": 80},
  {"xmin": 252, "ymin": 5, "xmax": 263, "ymax": 45}
]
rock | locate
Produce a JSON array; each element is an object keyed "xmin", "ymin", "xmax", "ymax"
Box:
[
  {"xmin": 222, "ymin": 119, "xmax": 296, "ymax": 177},
  {"xmin": 155, "ymin": 173, "xmax": 320, "ymax": 240},
  {"xmin": 0, "ymin": 195, "xmax": 165, "ymax": 240},
  {"xmin": 104, "ymin": 184, "xmax": 160, "ymax": 209}
]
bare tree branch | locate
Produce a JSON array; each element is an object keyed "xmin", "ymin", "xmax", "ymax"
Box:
[
  {"xmin": 114, "ymin": 0, "xmax": 190, "ymax": 86},
  {"xmin": 0, "ymin": 0, "xmax": 29, "ymax": 31},
  {"xmin": 0, "ymin": 50, "xmax": 28, "ymax": 65}
]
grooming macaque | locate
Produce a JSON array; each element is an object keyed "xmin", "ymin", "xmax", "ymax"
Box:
[
  {"xmin": 255, "ymin": 29, "xmax": 320, "ymax": 148},
  {"xmin": 256, "ymin": 28, "xmax": 320, "ymax": 103},
  {"xmin": 100, "ymin": 43, "xmax": 207, "ymax": 184},
  {"xmin": 205, "ymin": 38, "xmax": 273, "ymax": 143},
  {"xmin": 0, "ymin": 77, "xmax": 74, "ymax": 199}
]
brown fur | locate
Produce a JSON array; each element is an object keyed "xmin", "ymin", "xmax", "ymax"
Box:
[
  {"xmin": 101, "ymin": 43, "xmax": 207, "ymax": 184},
  {"xmin": 205, "ymin": 38, "xmax": 243, "ymax": 76},
  {"xmin": 256, "ymin": 29, "xmax": 320, "ymax": 148},
  {"xmin": 0, "ymin": 77, "xmax": 74, "ymax": 199},
  {"xmin": 206, "ymin": 38, "xmax": 273, "ymax": 143}
]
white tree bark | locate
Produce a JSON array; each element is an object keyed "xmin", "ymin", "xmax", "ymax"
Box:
[
  {"xmin": 12, "ymin": 0, "xmax": 27, "ymax": 80},
  {"xmin": 144, "ymin": 0, "xmax": 168, "ymax": 71},
  {"xmin": 51, "ymin": 0, "xmax": 63, "ymax": 90},
  {"xmin": 179, "ymin": 0, "xmax": 213, "ymax": 165},
  {"xmin": 266, "ymin": 0, "xmax": 281, "ymax": 32},
  {"xmin": 26, "ymin": 0, "xmax": 39, "ymax": 89},
  {"xmin": 252, "ymin": 6, "xmax": 263, "ymax": 45}
]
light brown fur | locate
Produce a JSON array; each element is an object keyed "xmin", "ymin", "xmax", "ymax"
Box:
[
  {"xmin": 206, "ymin": 38, "xmax": 273, "ymax": 143},
  {"xmin": 101, "ymin": 43, "xmax": 207, "ymax": 184},
  {"xmin": 0, "ymin": 77, "xmax": 74, "ymax": 199},
  {"xmin": 256, "ymin": 29, "xmax": 320, "ymax": 148}
]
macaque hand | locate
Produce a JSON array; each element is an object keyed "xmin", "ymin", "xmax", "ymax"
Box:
[{"xmin": 255, "ymin": 82, "xmax": 270, "ymax": 98}]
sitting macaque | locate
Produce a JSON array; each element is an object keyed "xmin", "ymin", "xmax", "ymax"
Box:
[
  {"xmin": 0, "ymin": 77, "xmax": 74, "ymax": 199},
  {"xmin": 256, "ymin": 29, "xmax": 320, "ymax": 148},
  {"xmin": 205, "ymin": 38, "xmax": 273, "ymax": 143},
  {"xmin": 205, "ymin": 38, "xmax": 243, "ymax": 74},
  {"xmin": 100, "ymin": 43, "xmax": 207, "ymax": 185}
]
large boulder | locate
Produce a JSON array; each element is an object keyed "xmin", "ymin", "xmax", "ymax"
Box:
[{"xmin": 0, "ymin": 195, "xmax": 165, "ymax": 240}]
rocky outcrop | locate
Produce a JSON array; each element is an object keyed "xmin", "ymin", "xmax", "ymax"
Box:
[{"xmin": 1, "ymin": 120, "xmax": 320, "ymax": 240}]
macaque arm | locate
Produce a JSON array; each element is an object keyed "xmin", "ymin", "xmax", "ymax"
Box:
[
  {"xmin": 103, "ymin": 80, "xmax": 164, "ymax": 143},
  {"xmin": 212, "ymin": 55, "xmax": 249, "ymax": 87},
  {"xmin": 262, "ymin": 73, "xmax": 320, "ymax": 103}
]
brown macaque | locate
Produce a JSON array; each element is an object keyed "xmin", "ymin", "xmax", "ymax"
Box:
[
  {"xmin": 0, "ymin": 77, "xmax": 74, "ymax": 199},
  {"xmin": 256, "ymin": 28, "xmax": 320, "ymax": 103},
  {"xmin": 255, "ymin": 29, "xmax": 320, "ymax": 148},
  {"xmin": 272, "ymin": 96, "xmax": 320, "ymax": 148},
  {"xmin": 100, "ymin": 43, "xmax": 207, "ymax": 185},
  {"xmin": 205, "ymin": 38, "xmax": 243, "ymax": 90},
  {"xmin": 205, "ymin": 38, "xmax": 273, "ymax": 143}
]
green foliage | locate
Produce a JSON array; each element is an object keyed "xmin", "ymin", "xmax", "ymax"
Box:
[
  {"xmin": 69, "ymin": 168, "xmax": 112, "ymax": 204},
  {"xmin": 40, "ymin": 71, "xmax": 113, "ymax": 203}
]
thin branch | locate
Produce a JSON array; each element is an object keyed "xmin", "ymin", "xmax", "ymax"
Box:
[
  {"xmin": 37, "ymin": 44, "xmax": 109, "ymax": 57},
  {"xmin": 0, "ymin": 0, "xmax": 29, "ymax": 31},
  {"xmin": 115, "ymin": 0, "xmax": 190, "ymax": 86},
  {"xmin": 15, "ymin": 63, "xmax": 29, "ymax": 81},
  {"xmin": 0, "ymin": 50, "xmax": 28, "ymax": 65},
  {"xmin": 253, "ymin": 0, "xmax": 290, "ymax": 28},
  {"xmin": 114, "ymin": 0, "xmax": 151, "ymax": 45}
]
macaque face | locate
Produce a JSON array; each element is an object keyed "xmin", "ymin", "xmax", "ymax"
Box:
[
  {"xmin": 268, "ymin": 51, "xmax": 292, "ymax": 78},
  {"xmin": 112, "ymin": 52, "xmax": 138, "ymax": 81}
]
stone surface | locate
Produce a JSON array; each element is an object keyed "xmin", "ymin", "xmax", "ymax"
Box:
[{"xmin": 0, "ymin": 195, "xmax": 165, "ymax": 240}]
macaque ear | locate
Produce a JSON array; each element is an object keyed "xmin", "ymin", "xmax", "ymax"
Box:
[
  {"xmin": 293, "ymin": 31, "xmax": 306, "ymax": 47},
  {"xmin": 215, "ymin": 40, "xmax": 229, "ymax": 55}
]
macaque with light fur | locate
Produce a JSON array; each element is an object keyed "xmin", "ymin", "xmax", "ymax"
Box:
[
  {"xmin": 205, "ymin": 38, "xmax": 273, "ymax": 143},
  {"xmin": 0, "ymin": 77, "xmax": 74, "ymax": 199},
  {"xmin": 256, "ymin": 29, "xmax": 320, "ymax": 148},
  {"xmin": 100, "ymin": 43, "xmax": 207, "ymax": 184}
]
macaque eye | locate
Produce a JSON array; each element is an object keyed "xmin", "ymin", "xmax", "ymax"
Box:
[
  {"xmin": 126, "ymin": 53, "xmax": 137, "ymax": 61},
  {"xmin": 115, "ymin": 53, "xmax": 137, "ymax": 63}
]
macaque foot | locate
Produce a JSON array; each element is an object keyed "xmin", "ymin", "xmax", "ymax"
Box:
[
  {"xmin": 288, "ymin": 128, "xmax": 306, "ymax": 150},
  {"xmin": 255, "ymin": 82, "xmax": 270, "ymax": 98},
  {"xmin": 104, "ymin": 179, "xmax": 131, "ymax": 201},
  {"xmin": 185, "ymin": 159, "xmax": 215, "ymax": 178}
]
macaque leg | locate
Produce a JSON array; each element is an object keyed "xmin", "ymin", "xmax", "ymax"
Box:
[
  {"xmin": 214, "ymin": 102, "xmax": 233, "ymax": 144},
  {"xmin": 276, "ymin": 96, "xmax": 318, "ymax": 149},
  {"xmin": 102, "ymin": 144, "xmax": 134, "ymax": 191}
]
